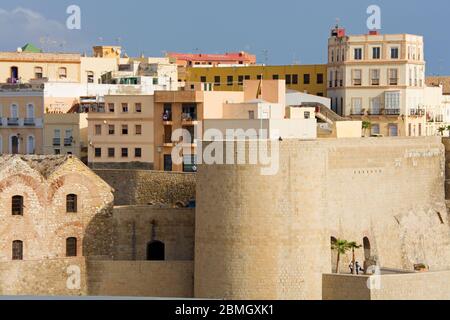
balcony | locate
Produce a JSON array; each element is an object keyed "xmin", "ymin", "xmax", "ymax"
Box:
[
  {"xmin": 162, "ymin": 112, "xmax": 172, "ymax": 123},
  {"xmin": 389, "ymin": 78, "xmax": 399, "ymax": 85},
  {"xmin": 351, "ymin": 109, "xmax": 364, "ymax": 116},
  {"xmin": 353, "ymin": 79, "xmax": 362, "ymax": 86},
  {"xmin": 368, "ymin": 109, "xmax": 382, "ymax": 116},
  {"xmin": 410, "ymin": 108, "xmax": 425, "ymax": 117},
  {"xmin": 384, "ymin": 109, "xmax": 400, "ymax": 116},
  {"xmin": 53, "ymin": 138, "xmax": 61, "ymax": 146},
  {"xmin": 64, "ymin": 138, "xmax": 74, "ymax": 146},
  {"xmin": 371, "ymin": 79, "xmax": 380, "ymax": 86},
  {"xmin": 24, "ymin": 118, "xmax": 35, "ymax": 126},
  {"xmin": 181, "ymin": 113, "xmax": 197, "ymax": 123},
  {"xmin": 7, "ymin": 118, "xmax": 19, "ymax": 126}
]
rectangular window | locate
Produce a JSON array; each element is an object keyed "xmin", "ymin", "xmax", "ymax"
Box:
[
  {"xmin": 227, "ymin": 76, "xmax": 233, "ymax": 86},
  {"xmin": 372, "ymin": 47, "xmax": 381, "ymax": 59},
  {"xmin": 371, "ymin": 124, "xmax": 380, "ymax": 135},
  {"xmin": 135, "ymin": 125, "xmax": 142, "ymax": 135},
  {"xmin": 385, "ymin": 91, "xmax": 401, "ymax": 115},
  {"xmin": 272, "ymin": 74, "xmax": 279, "ymax": 80},
  {"xmin": 317, "ymin": 73, "xmax": 324, "ymax": 84},
  {"xmin": 389, "ymin": 69, "xmax": 398, "ymax": 85},
  {"xmin": 388, "ymin": 124, "xmax": 398, "ymax": 137},
  {"xmin": 12, "ymin": 241, "xmax": 23, "ymax": 260},
  {"xmin": 95, "ymin": 148, "xmax": 101, "ymax": 158},
  {"xmin": 354, "ymin": 48, "xmax": 363, "ymax": 60},
  {"xmin": 370, "ymin": 98, "xmax": 381, "ymax": 115},
  {"xmin": 303, "ymin": 74, "xmax": 310, "ymax": 84},
  {"xmin": 122, "ymin": 103, "xmax": 128, "ymax": 113},
  {"xmin": 391, "ymin": 47, "xmax": 399, "ymax": 59},
  {"xmin": 12, "ymin": 196, "xmax": 23, "ymax": 216},
  {"xmin": 353, "ymin": 69, "xmax": 362, "ymax": 86},
  {"xmin": 35, "ymin": 67, "xmax": 43, "ymax": 79},
  {"xmin": 122, "ymin": 125, "xmax": 128, "ymax": 135},
  {"xmin": 108, "ymin": 125, "xmax": 115, "ymax": 135},
  {"xmin": 292, "ymin": 74, "xmax": 298, "ymax": 84},
  {"xmin": 135, "ymin": 148, "xmax": 142, "ymax": 158},
  {"xmin": 121, "ymin": 148, "xmax": 128, "ymax": 158},
  {"xmin": 286, "ymin": 74, "xmax": 292, "ymax": 85},
  {"xmin": 164, "ymin": 155, "xmax": 172, "ymax": 172},
  {"xmin": 238, "ymin": 75, "xmax": 244, "ymax": 85},
  {"xmin": 108, "ymin": 148, "xmax": 115, "ymax": 158},
  {"xmin": 200, "ymin": 76, "xmax": 207, "ymax": 83},
  {"xmin": 352, "ymin": 98, "xmax": 363, "ymax": 115},
  {"xmin": 244, "ymin": 75, "xmax": 251, "ymax": 80},
  {"xmin": 135, "ymin": 103, "xmax": 142, "ymax": 113},
  {"xmin": 214, "ymin": 76, "xmax": 220, "ymax": 85},
  {"xmin": 108, "ymin": 103, "xmax": 115, "ymax": 112},
  {"xmin": 371, "ymin": 69, "xmax": 380, "ymax": 85},
  {"xmin": 95, "ymin": 125, "xmax": 102, "ymax": 135},
  {"xmin": 183, "ymin": 155, "xmax": 197, "ymax": 172}
]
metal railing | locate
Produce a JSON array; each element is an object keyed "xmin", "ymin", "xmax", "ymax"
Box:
[
  {"xmin": 7, "ymin": 118, "xmax": 19, "ymax": 126},
  {"xmin": 384, "ymin": 109, "xmax": 400, "ymax": 115},
  {"xmin": 24, "ymin": 118, "xmax": 35, "ymax": 126},
  {"xmin": 53, "ymin": 138, "xmax": 61, "ymax": 146}
]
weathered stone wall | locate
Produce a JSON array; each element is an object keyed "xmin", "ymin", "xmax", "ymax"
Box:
[
  {"xmin": 323, "ymin": 271, "xmax": 450, "ymax": 300},
  {"xmin": 113, "ymin": 206, "xmax": 195, "ymax": 261},
  {"xmin": 87, "ymin": 261, "xmax": 194, "ymax": 298},
  {"xmin": 195, "ymin": 137, "xmax": 450, "ymax": 300},
  {"xmin": 94, "ymin": 169, "xmax": 196, "ymax": 206}
]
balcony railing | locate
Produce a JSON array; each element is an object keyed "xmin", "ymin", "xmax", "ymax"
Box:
[
  {"xmin": 389, "ymin": 78, "xmax": 399, "ymax": 85},
  {"xmin": 410, "ymin": 108, "xmax": 426, "ymax": 116},
  {"xmin": 7, "ymin": 118, "xmax": 19, "ymax": 126},
  {"xmin": 351, "ymin": 109, "xmax": 364, "ymax": 116},
  {"xmin": 384, "ymin": 109, "xmax": 400, "ymax": 115},
  {"xmin": 64, "ymin": 138, "xmax": 73, "ymax": 146},
  {"xmin": 181, "ymin": 113, "xmax": 197, "ymax": 122},
  {"xmin": 368, "ymin": 109, "xmax": 382, "ymax": 115},
  {"xmin": 353, "ymin": 79, "xmax": 362, "ymax": 86},
  {"xmin": 24, "ymin": 118, "xmax": 35, "ymax": 126},
  {"xmin": 371, "ymin": 79, "xmax": 380, "ymax": 86},
  {"xmin": 53, "ymin": 138, "xmax": 61, "ymax": 146}
]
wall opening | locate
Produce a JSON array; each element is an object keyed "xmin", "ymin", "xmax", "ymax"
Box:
[
  {"xmin": 147, "ymin": 240, "xmax": 165, "ymax": 261},
  {"xmin": 330, "ymin": 236, "xmax": 338, "ymax": 273},
  {"xmin": 363, "ymin": 237, "xmax": 371, "ymax": 260}
]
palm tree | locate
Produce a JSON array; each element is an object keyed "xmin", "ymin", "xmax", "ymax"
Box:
[
  {"xmin": 331, "ymin": 239, "xmax": 352, "ymax": 274},
  {"xmin": 347, "ymin": 242, "xmax": 362, "ymax": 274},
  {"xmin": 362, "ymin": 121, "xmax": 371, "ymax": 137},
  {"xmin": 438, "ymin": 126, "xmax": 446, "ymax": 136}
]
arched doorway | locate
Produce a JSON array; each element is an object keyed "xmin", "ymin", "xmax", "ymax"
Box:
[
  {"xmin": 363, "ymin": 237, "xmax": 371, "ymax": 261},
  {"xmin": 330, "ymin": 236, "xmax": 338, "ymax": 273},
  {"xmin": 11, "ymin": 136, "xmax": 19, "ymax": 154},
  {"xmin": 146, "ymin": 240, "xmax": 165, "ymax": 261}
]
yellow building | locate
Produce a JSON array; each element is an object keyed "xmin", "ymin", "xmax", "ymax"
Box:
[
  {"xmin": 186, "ymin": 64, "xmax": 327, "ymax": 96},
  {"xmin": 0, "ymin": 84, "xmax": 44, "ymax": 155},
  {"xmin": 87, "ymin": 94, "xmax": 154, "ymax": 169},
  {"xmin": 43, "ymin": 113, "xmax": 88, "ymax": 161}
]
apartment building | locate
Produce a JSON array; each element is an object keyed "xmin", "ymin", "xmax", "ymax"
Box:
[
  {"xmin": 0, "ymin": 84, "xmax": 44, "ymax": 154},
  {"xmin": 186, "ymin": 64, "xmax": 327, "ymax": 96},
  {"xmin": 326, "ymin": 26, "xmax": 438, "ymax": 137},
  {"xmin": 154, "ymin": 85, "xmax": 245, "ymax": 172},
  {"xmin": 87, "ymin": 94, "xmax": 154, "ymax": 169},
  {"xmin": 43, "ymin": 113, "xmax": 88, "ymax": 161}
]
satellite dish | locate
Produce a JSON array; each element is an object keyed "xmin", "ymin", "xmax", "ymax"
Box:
[{"xmin": 17, "ymin": 47, "xmax": 23, "ymax": 53}]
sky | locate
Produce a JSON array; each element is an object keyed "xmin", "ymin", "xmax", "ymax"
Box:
[{"xmin": 0, "ymin": 0, "xmax": 448, "ymax": 75}]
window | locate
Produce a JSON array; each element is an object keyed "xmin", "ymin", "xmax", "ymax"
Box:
[
  {"xmin": 107, "ymin": 125, "xmax": 115, "ymax": 135},
  {"xmin": 183, "ymin": 155, "xmax": 197, "ymax": 172},
  {"xmin": 135, "ymin": 103, "xmax": 142, "ymax": 113},
  {"xmin": 27, "ymin": 136, "xmax": 35, "ymax": 154},
  {"xmin": 122, "ymin": 103, "xmax": 128, "ymax": 113},
  {"xmin": 370, "ymin": 98, "xmax": 381, "ymax": 115},
  {"xmin": 354, "ymin": 48, "xmax": 363, "ymax": 60},
  {"xmin": 87, "ymin": 71, "xmax": 94, "ymax": 83},
  {"xmin": 388, "ymin": 124, "xmax": 398, "ymax": 137},
  {"xmin": 122, "ymin": 125, "xmax": 128, "ymax": 135},
  {"xmin": 58, "ymin": 67, "xmax": 67, "ymax": 79},
  {"xmin": 286, "ymin": 74, "xmax": 291, "ymax": 85},
  {"xmin": 272, "ymin": 74, "xmax": 279, "ymax": 80},
  {"xmin": 317, "ymin": 92, "xmax": 324, "ymax": 97},
  {"xmin": 371, "ymin": 124, "xmax": 380, "ymax": 135},
  {"xmin": 372, "ymin": 47, "xmax": 381, "ymax": 59},
  {"xmin": 12, "ymin": 196, "xmax": 24, "ymax": 216},
  {"xmin": 303, "ymin": 74, "xmax": 310, "ymax": 84},
  {"xmin": 164, "ymin": 155, "xmax": 172, "ymax": 172},
  {"xmin": 214, "ymin": 76, "xmax": 220, "ymax": 85},
  {"xmin": 147, "ymin": 240, "xmax": 165, "ymax": 261},
  {"xmin": 371, "ymin": 69, "xmax": 380, "ymax": 85},
  {"xmin": 12, "ymin": 240, "xmax": 23, "ymax": 260},
  {"xmin": 352, "ymin": 98, "xmax": 362, "ymax": 115},
  {"xmin": 244, "ymin": 75, "xmax": 250, "ymax": 80},
  {"xmin": 385, "ymin": 91, "xmax": 401, "ymax": 115},
  {"xmin": 34, "ymin": 67, "xmax": 43, "ymax": 79},
  {"xmin": 227, "ymin": 76, "xmax": 233, "ymax": 86},
  {"xmin": 257, "ymin": 75, "xmax": 262, "ymax": 80},
  {"xmin": 391, "ymin": 47, "xmax": 399, "ymax": 59},
  {"xmin": 317, "ymin": 73, "xmax": 324, "ymax": 84},
  {"xmin": 95, "ymin": 124, "xmax": 102, "ymax": 135},
  {"xmin": 304, "ymin": 111, "xmax": 311, "ymax": 119},
  {"xmin": 331, "ymin": 49, "xmax": 334, "ymax": 62},
  {"xmin": 135, "ymin": 125, "xmax": 142, "ymax": 135},
  {"xmin": 135, "ymin": 148, "xmax": 142, "ymax": 158},
  {"xmin": 389, "ymin": 69, "xmax": 398, "ymax": 85},
  {"xmin": 66, "ymin": 194, "xmax": 77, "ymax": 213},
  {"xmin": 200, "ymin": 76, "xmax": 206, "ymax": 83},
  {"xmin": 121, "ymin": 148, "xmax": 128, "ymax": 158},
  {"xmin": 108, "ymin": 103, "xmax": 115, "ymax": 113},
  {"xmin": 353, "ymin": 69, "xmax": 362, "ymax": 86},
  {"xmin": 238, "ymin": 75, "xmax": 244, "ymax": 85},
  {"xmin": 66, "ymin": 238, "xmax": 77, "ymax": 257},
  {"xmin": 54, "ymin": 149, "xmax": 61, "ymax": 155},
  {"xmin": 108, "ymin": 148, "xmax": 115, "ymax": 158},
  {"xmin": 292, "ymin": 74, "xmax": 298, "ymax": 84},
  {"xmin": 94, "ymin": 148, "xmax": 102, "ymax": 158}
]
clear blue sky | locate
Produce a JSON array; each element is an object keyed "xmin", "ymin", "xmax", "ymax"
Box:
[{"xmin": 0, "ymin": 0, "xmax": 448, "ymax": 75}]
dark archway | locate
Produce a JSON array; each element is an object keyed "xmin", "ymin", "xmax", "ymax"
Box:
[
  {"xmin": 10, "ymin": 66, "xmax": 18, "ymax": 83},
  {"xmin": 11, "ymin": 136, "xmax": 19, "ymax": 154},
  {"xmin": 363, "ymin": 237, "xmax": 371, "ymax": 260},
  {"xmin": 146, "ymin": 240, "xmax": 165, "ymax": 261}
]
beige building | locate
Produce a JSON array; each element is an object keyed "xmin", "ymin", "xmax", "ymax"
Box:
[
  {"xmin": 0, "ymin": 85, "xmax": 44, "ymax": 155},
  {"xmin": 43, "ymin": 113, "xmax": 88, "ymax": 161},
  {"xmin": 87, "ymin": 94, "xmax": 154, "ymax": 169},
  {"xmin": 327, "ymin": 27, "xmax": 436, "ymax": 137}
]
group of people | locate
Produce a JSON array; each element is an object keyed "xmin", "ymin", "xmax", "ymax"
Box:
[{"xmin": 349, "ymin": 261, "xmax": 364, "ymax": 275}]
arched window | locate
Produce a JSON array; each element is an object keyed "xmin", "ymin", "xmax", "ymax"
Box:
[
  {"xmin": 146, "ymin": 240, "xmax": 165, "ymax": 261},
  {"xmin": 12, "ymin": 195, "xmax": 24, "ymax": 215},
  {"xmin": 10, "ymin": 135, "xmax": 19, "ymax": 154},
  {"xmin": 363, "ymin": 237, "xmax": 371, "ymax": 260},
  {"xmin": 26, "ymin": 103, "xmax": 35, "ymax": 119},
  {"xmin": 27, "ymin": 135, "xmax": 35, "ymax": 154},
  {"xmin": 58, "ymin": 67, "xmax": 67, "ymax": 79},
  {"xmin": 12, "ymin": 240, "xmax": 23, "ymax": 260},
  {"xmin": 66, "ymin": 194, "xmax": 77, "ymax": 213},
  {"xmin": 10, "ymin": 104, "xmax": 18, "ymax": 119},
  {"xmin": 66, "ymin": 237, "xmax": 77, "ymax": 257}
]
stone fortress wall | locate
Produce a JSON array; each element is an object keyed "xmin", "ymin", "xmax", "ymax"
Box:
[{"xmin": 195, "ymin": 137, "xmax": 450, "ymax": 300}]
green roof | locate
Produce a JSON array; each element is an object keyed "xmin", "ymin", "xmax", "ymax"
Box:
[{"xmin": 21, "ymin": 43, "xmax": 42, "ymax": 53}]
